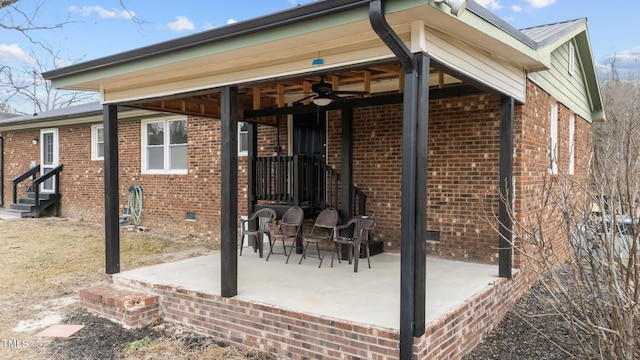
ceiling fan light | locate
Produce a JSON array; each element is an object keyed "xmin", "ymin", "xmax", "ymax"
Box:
[{"xmin": 312, "ymin": 96, "xmax": 333, "ymax": 106}]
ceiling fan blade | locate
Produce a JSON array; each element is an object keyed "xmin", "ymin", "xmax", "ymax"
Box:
[
  {"xmin": 332, "ymin": 90, "xmax": 369, "ymax": 95},
  {"xmin": 292, "ymin": 94, "xmax": 316, "ymax": 105}
]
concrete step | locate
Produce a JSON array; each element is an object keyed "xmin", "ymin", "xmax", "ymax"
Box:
[{"xmin": 0, "ymin": 209, "xmax": 27, "ymax": 220}]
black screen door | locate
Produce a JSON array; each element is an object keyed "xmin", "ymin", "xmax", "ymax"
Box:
[{"xmin": 293, "ymin": 111, "xmax": 326, "ymax": 205}]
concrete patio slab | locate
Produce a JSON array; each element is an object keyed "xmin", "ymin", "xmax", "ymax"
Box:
[{"xmin": 113, "ymin": 250, "xmax": 499, "ymax": 330}]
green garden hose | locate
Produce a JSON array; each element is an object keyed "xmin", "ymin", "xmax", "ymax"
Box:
[{"xmin": 128, "ymin": 185, "xmax": 143, "ymax": 226}]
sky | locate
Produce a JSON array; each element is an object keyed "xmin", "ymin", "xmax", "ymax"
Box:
[{"xmin": 1, "ymin": 0, "xmax": 639, "ymax": 113}]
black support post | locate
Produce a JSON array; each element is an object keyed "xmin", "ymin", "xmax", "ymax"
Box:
[
  {"xmin": 413, "ymin": 53, "xmax": 429, "ymax": 336},
  {"xmin": 221, "ymin": 86, "xmax": 239, "ymax": 297},
  {"xmin": 340, "ymin": 107, "xmax": 354, "ymax": 221},
  {"xmin": 499, "ymin": 96, "xmax": 514, "ymax": 279},
  {"xmin": 103, "ymin": 104, "xmax": 120, "ymax": 274},
  {"xmin": 399, "ymin": 67, "xmax": 419, "ymax": 358}
]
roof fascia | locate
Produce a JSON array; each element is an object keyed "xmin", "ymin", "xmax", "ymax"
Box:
[
  {"xmin": 0, "ymin": 107, "xmax": 164, "ymax": 131},
  {"xmin": 45, "ymin": 0, "xmax": 424, "ymax": 89}
]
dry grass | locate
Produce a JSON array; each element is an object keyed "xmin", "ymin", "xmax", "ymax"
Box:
[{"xmin": 0, "ymin": 217, "xmax": 214, "ymax": 360}]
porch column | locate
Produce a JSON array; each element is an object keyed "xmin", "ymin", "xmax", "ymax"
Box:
[
  {"xmin": 103, "ymin": 104, "xmax": 120, "ymax": 274},
  {"xmin": 499, "ymin": 95, "xmax": 514, "ymax": 279},
  {"xmin": 221, "ymin": 86, "xmax": 239, "ymax": 297},
  {"xmin": 414, "ymin": 52, "xmax": 429, "ymax": 335},
  {"xmin": 398, "ymin": 52, "xmax": 429, "ymax": 356},
  {"xmin": 340, "ymin": 106, "xmax": 353, "ymax": 220}
]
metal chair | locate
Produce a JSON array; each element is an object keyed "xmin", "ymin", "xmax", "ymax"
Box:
[
  {"xmin": 331, "ymin": 215, "xmax": 376, "ymax": 272},
  {"xmin": 299, "ymin": 208, "xmax": 339, "ymax": 268},
  {"xmin": 239, "ymin": 208, "xmax": 277, "ymax": 258},
  {"xmin": 266, "ymin": 206, "xmax": 305, "ymax": 263}
]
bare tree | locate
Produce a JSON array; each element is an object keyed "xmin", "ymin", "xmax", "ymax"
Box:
[
  {"xmin": 1, "ymin": 45, "xmax": 98, "ymax": 114},
  {"xmin": 495, "ymin": 64, "xmax": 640, "ymax": 359}
]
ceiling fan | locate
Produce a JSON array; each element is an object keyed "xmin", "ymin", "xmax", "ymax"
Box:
[{"xmin": 292, "ymin": 76, "xmax": 368, "ymax": 106}]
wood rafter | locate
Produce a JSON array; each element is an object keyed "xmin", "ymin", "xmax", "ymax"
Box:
[{"xmin": 128, "ymin": 62, "xmax": 464, "ymax": 125}]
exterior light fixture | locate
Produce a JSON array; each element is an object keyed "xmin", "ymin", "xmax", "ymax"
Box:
[
  {"xmin": 434, "ymin": 0, "xmax": 467, "ymax": 16},
  {"xmin": 312, "ymin": 96, "xmax": 333, "ymax": 106},
  {"xmin": 32, "ymin": 138, "xmax": 38, "ymax": 145}
]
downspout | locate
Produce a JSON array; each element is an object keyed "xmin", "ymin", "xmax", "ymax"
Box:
[{"xmin": 369, "ymin": 1, "xmax": 422, "ymax": 359}]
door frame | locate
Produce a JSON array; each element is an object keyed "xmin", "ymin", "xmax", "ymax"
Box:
[{"xmin": 40, "ymin": 128, "xmax": 59, "ymax": 193}]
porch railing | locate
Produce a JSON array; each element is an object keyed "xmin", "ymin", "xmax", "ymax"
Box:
[
  {"xmin": 252, "ymin": 155, "xmax": 366, "ymax": 216},
  {"xmin": 12, "ymin": 164, "xmax": 64, "ymax": 217}
]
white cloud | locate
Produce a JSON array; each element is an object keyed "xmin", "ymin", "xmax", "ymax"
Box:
[
  {"xmin": 69, "ymin": 5, "xmax": 135, "ymax": 19},
  {"xmin": 512, "ymin": 5, "xmax": 523, "ymax": 12},
  {"xmin": 524, "ymin": 0, "xmax": 556, "ymax": 9},
  {"xmin": 597, "ymin": 47, "xmax": 640, "ymax": 79},
  {"xmin": 475, "ymin": 0, "xmax": 502, "ymax": 10},
  {"xmin": 0, "ymin": 44, "xmax": 35, "ymax": 64},
  {"xmin": 166, "ymin": 16, "xmax": 195, "ymax": 32},
  {"xmin": 227, "ymin": 18, "xmax": 237, "ymax": 25}
]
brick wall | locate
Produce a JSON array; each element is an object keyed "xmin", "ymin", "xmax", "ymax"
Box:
[
  {"xmin": 327, "ymin": 94, "xmax": 502, "ymax": 262},
  {"xmin": 513, "ymin": 80, "xmax": 592, "ymax": 270}
]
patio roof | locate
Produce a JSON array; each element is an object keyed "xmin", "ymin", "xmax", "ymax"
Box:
[{"xmin": 42, "ymin": 0, "xmax": 552, "ymax": 122}]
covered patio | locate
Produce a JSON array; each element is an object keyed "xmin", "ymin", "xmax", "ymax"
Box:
[
  {"xmin": 92, "ymin": 248, "xmax": 524, "ymax": 359},
  {"xmin": 41, "ymin": 0, "xmax": 552, "ymax": 358}
]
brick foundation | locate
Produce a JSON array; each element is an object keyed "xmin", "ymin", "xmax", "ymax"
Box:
[
  {"xmin": 73, "ymin": 267, "xmax": 533, "ymax": 359},
  {"xmin": 78, "ymin": 284, "xmax": 160, "ymax": 328}
]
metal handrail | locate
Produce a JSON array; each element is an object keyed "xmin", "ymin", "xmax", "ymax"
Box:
[
  {"xmin": 32, "ymin": 164, "xmax": 64, "ymax": 217},
  {"xmin": 12, "ymin": 165, "xmax": 40, "ymax": 204}
]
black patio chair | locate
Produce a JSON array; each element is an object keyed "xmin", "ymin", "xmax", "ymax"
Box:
[
  {"xmin": 239, "ymin": 208, "xmax": 277, "ymax": 258},
  {"xmin": 266, "ymin": 206, "xmax": 305, "ymax": 263},
  {"xmin": 299, "ymin": 208, "xmax": 339, "ymax": 268},
  {"xmin": 331, "ymin": 215, "xmax": 376, "ymax": 272}
]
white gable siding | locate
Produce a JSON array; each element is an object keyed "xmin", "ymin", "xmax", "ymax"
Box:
[
  {"xmin": 418, "ymin": 26, "xmax": 526, "ymax": 103},
  {"xmin": 528, "ymin": 40, "xmax": 593, "ymax": 122}
]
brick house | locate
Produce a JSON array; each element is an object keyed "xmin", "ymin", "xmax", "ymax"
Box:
[{"xmin": 1, "ymin": 1, "xmax": 604, "ymax": 358}]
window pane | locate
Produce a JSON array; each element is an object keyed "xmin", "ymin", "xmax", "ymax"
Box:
[
  {"xmin": 97, "ymin": 127, "xmax": 104, "ymax": 142},
  {"xmin": 239, "ymin": 132, "xmax": 248, "ymax": 152},
  {"xmin": 240, "ymin": 122, "xmax": 248, "ymax": 132},
  {"xmin": 147, "ymin": 146, "xmax": 164, "ymax": 169},
  {"xmin": 97, "ymin": 144, "xmax": 104, "ymax": 158},
  {"xmin": 170, "ymin": 144, "xmax": 187, "ymax": 170},
  {"xmin": 147, "ymin": 122, "xmax": 164, "ymax": 146},
  {"xmin": 169, "ymin": 120, "xmax": 187, "ymax": 145}
]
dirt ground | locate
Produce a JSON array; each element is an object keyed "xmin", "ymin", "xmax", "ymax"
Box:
[
  {"xmin": 0, "ymin": 217, "xmax": 280, "ymax": 360},
  {"xmin": 0, "ymin": 217, "xmax": 584, "ymax": 359}
]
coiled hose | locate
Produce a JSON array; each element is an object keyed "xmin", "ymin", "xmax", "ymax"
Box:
[{"xmin": 128, "ymin": 185, "xmax": 143, "ymax": 226}]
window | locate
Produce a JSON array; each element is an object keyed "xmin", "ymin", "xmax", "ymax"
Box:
[
  {"xmin": 568, "ymin": 114, "xmax": 575, "ymax": 175},
  {"xmin": 91, "ymin": 124, "xmax": 104, "ymax": 160},
  {"xmin": 238, "ymin": 121, "xmax": 248, "ymax": 156},
  {"xmin": 550, "ymin": 103, "xmax": 558, "ymax": 174},
  {"xmin": 142, "ymin": 118, "xmax": 187, "ymax": 174}
]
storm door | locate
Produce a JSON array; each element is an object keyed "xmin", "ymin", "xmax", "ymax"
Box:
[
  {"xmin": 40, "ymin": 128, "xmax": 59, "ymax": 192},
  {"xmin": 293, "ymin": 111, "xmax": 326, "ymax": 206}
]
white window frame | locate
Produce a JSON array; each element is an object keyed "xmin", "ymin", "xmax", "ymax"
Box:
[
  {"xmin": 141, "ymin": 117, "xmax": 188, "ymax": 174},
  {"xmin": 568, "ymin": 113, "xmax": 575, "ymax": 175},
  {"xmin": 550, "ymin": 103, "xmax": 559, "ymax": 174},
  {"xmin": 91, "ymin": 124, "xmax": 104, "ymax": 160},
  {"xmin": 238, "ymin": 121, "xmax": 248, "ymax": 156}
]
